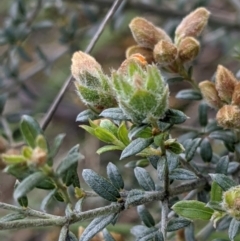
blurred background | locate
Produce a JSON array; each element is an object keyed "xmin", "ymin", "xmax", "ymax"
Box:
[{"xmin": 1, "ymin": 0, "xmax": 240, "ymax": 240}]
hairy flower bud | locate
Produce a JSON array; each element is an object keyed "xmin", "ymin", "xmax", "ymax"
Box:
[
  {"xmin": 31, "ymin": 147, "xmax": 47, "ymax": 166},
  {"xmin": 117, "ymin": 54, "xmax": 147, "ymax": 75},
  {"xmin": 126, "ymin": 45, "xmax": 154, "ymax": 64},
  {"xmin": 175, "ymin": 7, "xmax": 210, "ymax": 43},
  {"xmin": 199, "ymin": 80, "xmax": 223, "ymax": 109},
  {"xmin": 129, "ymin": 17, "xmax": 171, "ymax": 49},
  {"xmin": 113, "ymin": 62, "xmax": 169, "ymax": 124},
  {"xmin": 215, "ymin": 65, "xmax": 238, "ymax": 103},
  {"xmin": 232, "ymin": 82, "xmax": 240, "ymax": 106},
  {"xmin": 153, "ymin": 40, "xmax": 178, "ymax": 65},
  {"xmin": 222, "ymin": 186, "xmax": 240, "ymax": 219},
  {"xmin": 216, "ymin": 105, "xmax": 240, "ymax": 129},
  {"xmin": 71, "ymin": 51, "xmax": 102, "ymax": 82},
  {"xmin": 178, "ymin": 37, "xmax": 200, "ymax": 62},
  {"xmin": 71, "ymin": 51, "xmax": 117, "ymax": 112}
]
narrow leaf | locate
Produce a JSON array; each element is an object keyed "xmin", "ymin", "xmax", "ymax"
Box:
[
  {"xmin": 134, "ymin": 167, "xmax": 155, "ymax": 191},
  {"xmin": 216, "ymin": 156, "xmax": 229, "ymax": 174},
  {"xmin": 198, "ymin": 102, "xmax": 208, "ymax": 127},
  {"xmin": 79, "ymin": 214, "xmax": 117, "ymax": 241},
  {"xmin": 185, "ymin": 138, "xmax": 201, "ymax": 161},
  {"xmin": 40, "ymin": 189, "xmax": 56, "ymax": 212},
  {"xmin": 76, "ymin": 109, "xmax": 98, "ymax": 122},
  {"xmin": 117, "ymin": 122, "xmax": 130, "ymax": 146},
  {"xmin": 209, "ymin": 131, "xmax": 235, "ymax": 143},
  {"xmin": 160, "ymin": 109, "xmax": 188, "ymax": 124},
  {"xmin": 125, "ymin": 189, "xmax": 145, "ymax": 209},
  {"xmin": 100, "ymin": 108, "xmax": 128, "ymax": 120},
  {"xmin": 107, "ymin": 162, "xmax": 124, "ymax": 190},
  {"xmin": 128, "ymin": 125, "xmax": 151, "ymax": 140},
  {"xmin": 210, "ymin": 181, "xmax": 223, "ymax": 202},
  {"xmin": 82, "ymin": 169, "xmax": 120, "ymax": 202},
  {"xmin": 209, "ymin": 174, "xmax": 237, "ymax": 191},
  {"xmin": 120, "ymin": 137, "xmax": 153, "ymax": 160},
  {"xmin": 229, "ymin": 218, "xmax": 240, "ymax": 241},
  {"xmin": 49, "ymin": 133, "xmax": 66, "ymax": 158},
  {"xmin": 0, "ymin": 94, "xmax": 8, "ymax": 114},
  {"xmin": 167, "ymin": 217, "xmax": 191, "ymax": 232},
  {"xmin": 176, "ymin": 89, "xmax": 202, "ymax": 100},
  {"xmin": 172, "ymin": 200, "xmax": 214, "ymax": 220},
  {"xmin": 14, "ymin": 172, "xmax": 46, "ymax": 200},
  {"xmin": 137, "ymin": 205, "xmax": 155, "ymax": 227},
  {"xmin": 169, "ymin": 168, "xmax": 197, "ymax": 180},
  {"xmin": 200, "ymin": 138, "xmax": 212, "ymax": 162},
  {"xmin": 103, "ymin": 229, "xmax": 116, "ymax": 241},
  {"xmin": 97, "ymin": 145, "xmax": 123, "ymax": 155}
]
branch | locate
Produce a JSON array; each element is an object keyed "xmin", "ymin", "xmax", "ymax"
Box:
[{"xmin": 40, "ymin": 0, "xmax": 124, "ymax": 131}]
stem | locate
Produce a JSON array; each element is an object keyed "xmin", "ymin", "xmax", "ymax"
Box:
[{"xmin": 161, "ymin": 199, "xmax": 168, "ymax": 240}]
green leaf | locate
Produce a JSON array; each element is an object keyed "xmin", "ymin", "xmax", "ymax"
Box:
[
  {"xmin": 100, "ymin": 108, "xmax": 128, "ymax": 121},
  {"xmin": 107, "ymin": 162, "xmax": 124, "ymax": 190},
  {"xmin": 79, "ymin": 214, "xmax": 117, "ymax": 241},
  {"xmin": 166, "ymin": 217, "xmax": 191, "ymax": 232},
  {"xmin": 205, "ymin": 120, "xmax": 222, "ymax": 133},
  {"xmin": 1, "ymin": 154, "xmax": 26, "ymax": 164},
  {"xmin": 165, "ymin": 139, "xmax": 185, "ymax": 154},
  {"xmin": 14, "ymin": 172, "xmax": 46, "ymax": 200},
  {"xmin": 94, "ymin": 127, "xmax": 120, "ymax": 143},
  {"xmin": 160, "ymin": 109, "xmax": 188, "ymax": 124},
  {"xmin": 209, "ymin": 131, "xmax": 235, "ymax": 143},
  {"xmin": 137, "ymin": 205, "xmax": 155, "ymax": 227},
  {"xmin": 20, "ymin": 115, "xmax": 43, "ymax": 148},
  {"xmin": 125, "ymin": 189, "xmax": 145, "ymax": 209},
  {"xmin": 200, "ymin": 138, "xmax": 212, "ymax": 162},
  {"xmin": 0, "ymin": 94, "xmax": 8, "ymax": 114},
  {"xmin": 210, "ymin": 181, "xmax": 223, "ymax": 202},
  {"xmin": 56, "ymin": 152, "xmax": 84, "ymax": 177},
  {"xmin": 36, "ymin": 178, "xmax": 55, "ymax": 190},
  {"xmin": 128, "ymin": 125, "xmax": 151, "ymax": 140},
  {"xmin": 80, "ymin": 125, "xmax": 95, "ymax": 136},
  {"xmin": 209, "ymin": 174, "xmax": 237, "ymax": 191},
  {"xmin": 120, "ymin": 137, "xmax": 153, "ymax": 160},
  {"xmin": 82, "ymin": 169, "xmax": 120, "ymax": 202},
  {"xmin": 134, "ymin": 167, "xmax": 155, "ymax": 191},
  {"xmin": 103, "ymin": 229, "xmax": 116, "ymax": 241},
  {"xmin": 172, "ymin": 200, "xmax": 214, "ymax": 220},
  {"xmin": 169, "ymin": 168, "xmax": 197, "ymax": 180},
  {"xmin": 100, "ymin": 119, "xmax": 118, "ymax": 136},
  {"xmin": 76, "ymin": 109, "xmax": 98, "ymax": 122},
  {"xmin": 40, "ymin": 189, "xmax": 56, "ymax": 212},
  {"xmin": 185, "ymin": 138, "xmax": 201, "ymax": 161},
  {"xmin": 136, "ymin": 159, "xmax": 149, "ymax": 168},
  {"xmin": 97, "ymin": 145, "xmax": 123, "ymax": 154},
  {"xmin": 206, "ymin": 201, "xmax": 225, "ymax": 212},
  {"xmin": 229, "ymin": 218, "xmax": 240, "ymax": 241},
  {"xmin": 176, "ymin": 89, "xmax": 202, "ymax": 100},
  {"xmin": 49, "ymin": 133, "xmax": 66, "ymax": 158},
  {"xmin": 117, "ymin": 122, "xmax": 130, "ymax": 146},
  {"xmin": 216, "ymin": 156, "xmax": 229, "ymax": 174},
  {"xmin": 198, "ymin": 102, "xmax": 208, "ymax": 127}
]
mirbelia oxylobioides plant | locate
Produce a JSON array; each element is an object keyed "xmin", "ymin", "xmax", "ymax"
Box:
[{"xmin": 2, "ymin": 6, "xmax": 240, "ymax": 241}]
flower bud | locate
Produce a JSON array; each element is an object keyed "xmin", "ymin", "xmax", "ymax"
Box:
[
  {"xmin": 31, "ymin": 147, "xmax": 47, "ymax": 166},
  {"xmin": 216, "ymin": 105, "xmax": 240, "ymax": 129},
  {"xmin": 126, "ymin": 45, "xmax": 154, "ymax": 63},
  {"xmin": 222, "ymin": 185, "xmax": 240, "ymax": 219},
  {"xmin": 215, "ymin": 65, "xmax": 238, "ymax": 103},
  {"xmin": 175, "ymin": 7, "xmax": 210, "ymax": 43},
  {"xmin": 178, "ymin": 37, "xmax": 200, "ymax": 62},
  {"xmin": 71, "ymin": 51, "xmax": 102, "ymax": 82},
  {"xmin": 129, "ymin": 17, "xmax": 171, "ymax": 49},
  {"xmin": 153, "ymin": 40, "xmax": 178, "ymax": 65},
  {"xmin": 232, "ymin": 82, "xmax": 240, "ymax": 106},
  {"xmin": 199, "ymin": 80, "xmax": 223, "ymax": 109},
  {"xmin": 117, "ymin": 54, "xmax": 147, "ymax": 75}
]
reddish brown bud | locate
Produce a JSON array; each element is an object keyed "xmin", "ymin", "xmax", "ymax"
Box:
[
  {"xmin": 175, "ymin": 7, "xmax": 210, "ymax": 43},
  {"xmin": 153, "ymin": 40, "xmax": 178, "ymax": 65},
  {"xmin": 117, "ymin": 54, "xmax": 147, "ymax": 75},
  {"xmin": 199, "ymin": 80, "xmax": 223, "ymax": 109},
  {"xmin": 129, "ymin": 17, "xmax": 171, "ymax": 49},
  {"xmin": 126, "ymin": 45, "xmax": 154, "ymax": 63},
  {"xmin": 232, "ymin": 82, "xmax": 240, "ymax": 106},
  {"xmin": 178, "ymin": 37, "xmax": 200, "ymax": 62},
  {"xmin": 215, "ymin": 65, "xmax": 238, "ymax": 103},
  {"xmin": 71, "ymin": 51, "xmax": 102, "ymax": 82},
  {"xmin": 216, "ymin": 105, "xmax": 240, "ymax": 129}
]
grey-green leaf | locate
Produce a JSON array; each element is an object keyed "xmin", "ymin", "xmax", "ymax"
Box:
[
  {"xmin": 107, "ymin": 162, "xmax": 124, "ymax": 190},
  {"xmin": 185, "ymin": 138, "xmax": 201, "ymax": 161},
  {"xmin": 100, "ymin": 108, "xmax": 128, "ymax": 120},
  {"xmin": 20, "ymin": 115, "xmax": 43, "ymax": 148},
  {"xmin": 125, "ymin": 189, "xmax": 145, "ymax": 209},
  {"xmin": 82, "ymin": 169, "xmax": 120, "ymax": 202},
  {"xmin": 14, "ymin": 172, "xmax": 46, "ymax": 200},
  {"xmin": 167, "ymin": 217, "xmax": 191, "ymax": 232},
  {"xmin": 216, "ymin": 156, "xmax": 229, "ymax": 174},
  {"xmin": 200, "ymin": 138, "xmax": 212, "ymax": 162},
  {"xmin": 103, "ymin": 228, "xmax": 116, "ymax": 241},
  {"xmin": 170, "ymin": 168, "xmax": 197, "ymax": 180},
  {"xmin": 176, "ymin": 89, "xmax": 202, "ymax": 100},
  {"xmin": 49, "ymin": 133, "xmax": 66, "ymax": 158},
  {"xmin": 209, "ymin": 174, "xmax": 237, "ymax": 191},
  {"xmin": 76, "ymin": 109, "xmax": 99, "ymax": 122},
  {"xmin": 120, "ymin": 137, "xmax": 153, "ymax": 160},
  {"xmin": 0, "ymin": 94, "xmax": 8, "ymax": 114},
  {"xmin": 134, "ymin": 167, "xmax": 155, "ymax": 191},
  {"xmin": 79, "ymin": 214, "xmax": 117, "ymax": 241},
  {"xmin": 229, "ymin": 218, "xmax": 240, "ymax": 241},
  {"xmin": 198, "ymin": 101, "xmax": 208, "ymax": 127},
  {"xmin": 160, "ymin": 109, "xmax": 188, "ymax": 124},
  {"xmin": 40, "ymin": 189, "xmax": 56, "ymax": 212},
  {"xmin": 137, "ymin": 205, "xmax": 155, "ymax": 227}
]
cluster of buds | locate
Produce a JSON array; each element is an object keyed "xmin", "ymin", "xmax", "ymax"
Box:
[
  {"xmin": 222, "ymin": 186, "xmax": 240, "ymax": 219},
  {"xmin": 2, "ymin": 135, "xmax": 48, "ymax": 168},
  {"xmin": 127, "ymin": 8, "xmax": 210, "ymax": 70},
  {"xmin": 112, "ymin": 54, "xmax": 169, "ymax": 124},
  {"xmin": 71, "ymin": 51, "xmax": 117, "ymax": 113},
  {"xmin": 199, "ymin": 65, "xmax": 240, "ymax": 129}
]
